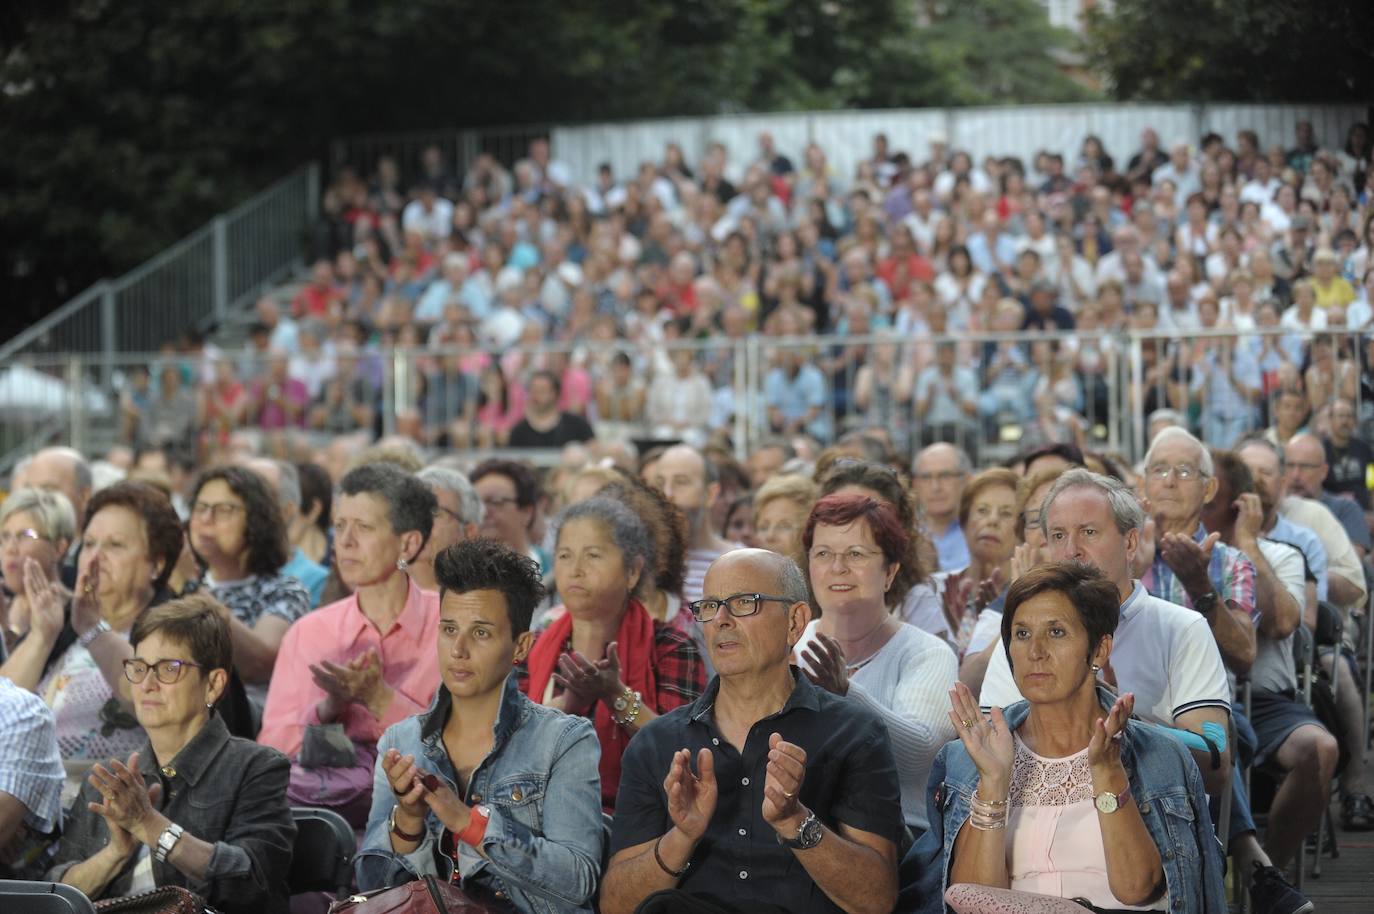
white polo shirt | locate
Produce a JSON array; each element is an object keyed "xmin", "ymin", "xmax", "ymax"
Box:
[{"xmin": 979, "ymin": 581, "xmax": 1231, "ymax": 724}]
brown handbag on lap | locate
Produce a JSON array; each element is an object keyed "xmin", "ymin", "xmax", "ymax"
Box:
[
  {"xmin": 327, "ymin": 875, "xmax": 510, "ymax": 914},
  {"xmin": 93, "ymin": 885, "xmax": 211, "ymax": 914}
]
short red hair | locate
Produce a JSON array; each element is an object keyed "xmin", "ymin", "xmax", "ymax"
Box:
[{"xmin": 801, "ymin": 494, "xmax": 909, "ymax": 567}]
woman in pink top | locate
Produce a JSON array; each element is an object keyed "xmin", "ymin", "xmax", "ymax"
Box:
[
  {"xmin": 473, "ymin": 364, "xmax": 525, "ymax": 448},
  {"xmin": 258, "ymin": 463, "xmax": 441, "ymax": 823}
]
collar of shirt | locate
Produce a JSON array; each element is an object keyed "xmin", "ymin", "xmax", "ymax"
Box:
[
  {"xmin": 687, "ymin": 666, "xmax": 822, "ymax": 730},
  {"xmin": 420, "ymin": 670, "xmax": 525, "ymax": 750},
  {"xmin": 340, "ymin": 576, "xmax": 429, "ymax": 650},
  {"xmin": 138, "ymin": 713, "xmax": 230, "ymax": 787},
  {"xmin": 1120, "ymin": 580, "xmax": 1146, "ymax": 623}
]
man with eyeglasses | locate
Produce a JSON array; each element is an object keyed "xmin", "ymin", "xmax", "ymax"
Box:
[
  {"xmin": 1141, "ymin": 428, "xmax": 1258, "ymax": 675},
  {"xmin": 1284, "ymin": 432, "xmax": 1371, "ymax": 559},
  {"xmin": 912, "ymin": 443, "xmax": 971, "ymax": 572},
  {"xmin": 602, "ymin": 549, "xmax": 902, "ymax": 914}
]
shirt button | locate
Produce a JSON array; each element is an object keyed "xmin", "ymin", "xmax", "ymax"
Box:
[
  {"xmin": 1140, "ymin": 802, "xmax": 1150, "ymax": 814},
  {"xmin": 741, "ymin": 777, "xmax": 750, "ymax": 786},
  {"xmin": 738, "ymin": 828, "xmax": 747, "ymax": 836},
  {"xmin": 739, "ymin": 870, "xmax": 748, "ymax": 880},
  {"xmin": 712, "ymin": 738, "xmax": 720, "ymax": 746}
]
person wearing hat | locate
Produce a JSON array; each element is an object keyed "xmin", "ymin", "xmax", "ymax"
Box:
[
  {"xmin": 1311, "ymin": 247, "xmax": 1357, "ymax": 309},
  {"xmin": 1021, "ymin": 278, "xmax": 1075, "ymax": 332}
]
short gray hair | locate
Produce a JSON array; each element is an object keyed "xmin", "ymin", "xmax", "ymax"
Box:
[
  {"xmin": 1142, "ymin": 426, "xmax": 1213, "ymax": 478},
  {"xmin": 0, "ymin": 487, "xmax": 78, "ymax": 545},
  {"xmin": 274, "ymin": 459, "xmax": 301, "ymax": 508},
  {"xmin": 775, "ymin": 554, "xmax": 809, "ymax": 604},
  {"xmin": 417, "ymin": 465, "xmax": 484, "ymax": 525},
  {"xmin": 554, "ymin": 496, "xmax": 656, "ymax": 598},
  {"xmin": 1040, "ymin": 469, "xmax": 1144, "ymax": 537}
]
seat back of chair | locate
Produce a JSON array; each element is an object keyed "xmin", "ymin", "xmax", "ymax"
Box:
[
  {"xmin": 289, "ymin": 806, "xmax": 357, "ymax": 897},
  {"xmin": 0, "ymin": 881, "xmax": 96, "ymax": 914}
]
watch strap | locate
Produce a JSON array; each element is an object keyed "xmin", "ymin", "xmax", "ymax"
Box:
[
  {"xmin": 779, "ymin": 811, "xmax": 820, "ymax": 849},
  {"xmin": 389, "ymin": 805, "xmax": 425, "ymax": 842},
  {"xmin": 154, "ymin": 822, "xmax": 184, "ymax": 863},
  {"xmin": 78, "ymin": 619, "xmax": 112, "ymax": 648}
]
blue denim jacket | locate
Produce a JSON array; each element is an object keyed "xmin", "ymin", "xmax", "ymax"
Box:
[
  {"xmin": 355, "ymin": 673, "xmax": 603, "ymax": 914},
  {"xmin": 897, "ymin": 687, "xmax": 1227, "ymax": 914}
]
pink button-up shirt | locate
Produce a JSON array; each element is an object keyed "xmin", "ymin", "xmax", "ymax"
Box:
[{"xmin": 257, "ymin": 577, "xmax": 441, "ymax": 758}]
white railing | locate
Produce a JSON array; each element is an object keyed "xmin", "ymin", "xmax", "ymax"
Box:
[
  {"xmin": 0, "ymin": 164, "xmax": 320, "ymax": 365},
  {"xmin": 3, "ymin": 327, "xmax": 1364, "ymax": 475}
]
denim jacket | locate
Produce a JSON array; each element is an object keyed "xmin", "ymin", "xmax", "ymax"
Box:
[
  {"xmin": 897, "ymin": 687, "xmax": 1227, "ymax": 914},
  {"xmin": 355, "ymin": 673, "xmax": 603, "ymax": 914}
]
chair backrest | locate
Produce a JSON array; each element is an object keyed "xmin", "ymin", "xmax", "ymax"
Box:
[
  {"xmin": 0, "ymin": 881, "xmax": 96, "ymax": 914},
  {"xmin": 289, "ymin": 806, "xmax": 358, "ymax": 897}
]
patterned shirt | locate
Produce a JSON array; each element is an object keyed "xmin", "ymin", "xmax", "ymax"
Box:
[
  {"xmin": 1145, "ymin": 523, "xmax": 1257, "ymax": 622},
  {"xmin": 204, "ymin": 572, "xmax": 312, "ymax": 628},
  {"xmin": 0, "ymin": 675, "xmax": 64, "ymax": 836}
]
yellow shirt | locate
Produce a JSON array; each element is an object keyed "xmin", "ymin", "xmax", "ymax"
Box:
[{"xmin": 1313, "ymin": 275, "xmax": 1356, "ymax": 309}]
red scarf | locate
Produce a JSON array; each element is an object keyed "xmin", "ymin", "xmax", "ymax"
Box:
[{"xmin": 522, "ymin": 599, "xmax": 658, "ymax": 809}]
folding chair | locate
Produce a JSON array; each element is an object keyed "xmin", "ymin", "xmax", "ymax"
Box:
[
  {"xmin": 289, "ymin": 805, "xmax": 358, "ymax": 899},
  {"xmin": 0, "ymin": 881, "xmax": 96, "ymax": 914}
]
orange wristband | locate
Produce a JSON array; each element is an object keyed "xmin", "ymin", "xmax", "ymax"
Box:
[{"xmin": 457, "ymin": 804, "xmax": 490, "ymax": 847}]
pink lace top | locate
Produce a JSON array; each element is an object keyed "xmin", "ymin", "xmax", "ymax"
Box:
[{"xmin": 1005, "ymin": 735, "xmax": 1165, "ymax": 911}]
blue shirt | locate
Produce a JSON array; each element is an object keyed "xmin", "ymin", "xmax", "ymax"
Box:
[
  {"xmin": 1268, "ymin": 514, "xmax": 1329, "ymax": 602},
  {"xmin": 281, "ymin": 548, "xmax": 328, "ymax": 608},
  {"xmin": 765, "ymin": 364, "xmax": 832, "ymax": 442},
  {"xmin": 0, "ymin": 676, "xmax": 64, "ymax": 835},
  {"xmin": 357, "ymin": 674, "xmax": 603, "ymax": 914},
  {"xmin": 931, "ymin": 520, "xmax": 970, "ymax": 572}
]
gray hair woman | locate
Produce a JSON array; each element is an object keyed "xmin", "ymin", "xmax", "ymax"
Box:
[
  {"xmin": 1, "ymin": 488, "xmax": 77, "ymax": 652},
  {"xmin": 519, "ymin": 495, "xmax": 705, "ymax": 811},
  {"xmin": 257, "ymin": 463, "xmax": 439, "ymax": 824}
]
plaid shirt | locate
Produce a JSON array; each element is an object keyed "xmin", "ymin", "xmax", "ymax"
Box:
[
  {"xmin": 516, "ymin": 619, "xmax": 704, "ymax": 717},
  {"xmin": 1146, "ymin": 523, "xmax": 1258, "ymax": 622},
  {"xmin": 0, "ymin": 675, "xmax": 64, "ymax": 867}
]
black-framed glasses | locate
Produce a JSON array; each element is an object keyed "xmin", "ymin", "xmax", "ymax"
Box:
[
  {"xmin": 688, "ymin": 592, "xmax": 792, "ymax": 623},
  {"xmin": 122, "ymin": 658, "xmax": 204, "ymax": 685}
]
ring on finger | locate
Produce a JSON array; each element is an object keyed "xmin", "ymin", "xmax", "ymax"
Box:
[
  {"xmin": 783, "ymin": 789, "xmax": 796, "ymax": 799},
  {"xmin": 961, "ymin": 718, "xmax": 975, "ymax": 730}
]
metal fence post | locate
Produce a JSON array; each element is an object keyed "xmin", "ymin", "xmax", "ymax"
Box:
[
  {"xmin": 306, "ymin": 162, "xmax": 321, "ymax": 235},
  {"xmin": 67, "ymin": 355, "xmax": 85, "ymax": 455},
  {"xmin": 99, "ymin": 282, "xmax": 117, "ymax": 389},
  {"xmin": 212, "ymin": 216, "xmax": 229, "ymax": 324}
]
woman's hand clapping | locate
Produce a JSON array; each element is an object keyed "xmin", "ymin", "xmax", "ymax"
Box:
[{"xmin": 948, "ymin": 682, "xmax": 1014, "ymax": 799}]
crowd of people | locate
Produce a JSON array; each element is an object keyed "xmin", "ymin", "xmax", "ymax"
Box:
[
  {"xmin": 116, "ymin": 119, "xmax": 1374, "ymax": 465},
  {"xmin": 1, "ymin": 118, "xmax": 1373, "ymax": 914}
]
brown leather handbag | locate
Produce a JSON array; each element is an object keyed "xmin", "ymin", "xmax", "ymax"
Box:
[
  {"xmin": 93, "ymin": 885, "xmax": 211, "ymax": 914},
  {"xmin": 327, "ymin": 876, "xmax": 509, "ymax": 914}
]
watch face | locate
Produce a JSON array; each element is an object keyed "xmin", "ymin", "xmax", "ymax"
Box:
[
  {"xmin": 613, "ymin": 694, "xmax": 630, "ymax": 711},
  {"xmin": 798, "ymin": 816, "xmax": 824, "ymax": 848},
  {"xmin": 1094, "ymin": 791, "xmax": 1119, "ymax": 814}
]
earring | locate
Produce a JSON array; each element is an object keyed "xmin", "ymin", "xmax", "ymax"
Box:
[
  {"xmin": 1091, "ymin": 664, "xmax": 1102, "ymax": 673},
  {"xmin": 206, "ymin": 702, "xmax": 213, "ymax": 710},
  {"xmin": 396, "ymin": 558, "xmax": 408, "ymax": 571}
]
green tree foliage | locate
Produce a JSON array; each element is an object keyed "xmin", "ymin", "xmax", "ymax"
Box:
[
  {"xmin": 0, "ymin": 0, "xmax": 1088, "ymax": 338},
  {"xmin": 1085, "ymin": 0, "xmax": 1374, "ymax": 102}
]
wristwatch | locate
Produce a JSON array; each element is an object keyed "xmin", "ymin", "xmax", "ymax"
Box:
[
  {"xmin": 611, "ymin": 688, "xmax": 643, "ymax": 727},
  {"xmin": 1192, "ymin": 590, "xmax": 1219, "ymax": 620},
  {"xmin": 154, "ymin": 823, "xmax": 184, "ymax": 863},
  {"xmin": 1093, "ymin": 785, "xmax": 1132, "ymax": 814},
  {"xmin": 77, "ymin": 619, "xmax": 112, "ymax": 649},
  {"xmin": 389, "ymin": 805, "xmax": 425, "ymax": 842},
  {"xmin": 778, "ymin": 811, "xmax": 823, "ymax": 850}
]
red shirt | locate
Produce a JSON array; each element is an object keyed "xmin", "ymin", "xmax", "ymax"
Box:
[{"xmin": 877, "ymin": 252, "xmax": 935, "ymax": 301}]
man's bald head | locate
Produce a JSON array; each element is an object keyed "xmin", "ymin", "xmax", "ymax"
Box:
[
  {"xmin": 1284, "ymin": 432, "xmax": 1328, "ymax": 498},
  {"xmin": 27, "ymin": 446, "xmax": 93, "ymax": 524},
  {"xmin": 701, "ymin": 548, "xmax": 811, "ymax": 676},
  {"xmin": 707, "ymin": 548, "xmax": 809, "ymax": 604}
]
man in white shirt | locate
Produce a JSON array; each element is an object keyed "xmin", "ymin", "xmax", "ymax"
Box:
[
  {"xmin": 645, "ymin": 444, "xmax": 735, "ymax": 606},
  {"xmin": 1151, "ymin": 141, "xmax": 1201, "ymax": 209},
  {"xmin": 400, "ymin": 184, "xmax": 453, "ymax": 242}
]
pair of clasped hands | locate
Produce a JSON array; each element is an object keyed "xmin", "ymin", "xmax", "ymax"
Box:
[
  {"xmin": 381, "ymin": 748, "xmax": 474, "ymax": 837},
  {"xmin": 663, "ymin": 733, "xmax": 811, "ymax": 843}
]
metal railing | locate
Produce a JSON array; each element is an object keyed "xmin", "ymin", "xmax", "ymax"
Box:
[
  {"xmin": 0, "ymin": 163, "xmax": 320, "ymax": 365},
  {"xmin": 4, "ymin": 326, "xmax": 1361, "ymax": 477},
  {"xmin": 327, "ymin": 125, "xmax": 551, "ymax": 187}
]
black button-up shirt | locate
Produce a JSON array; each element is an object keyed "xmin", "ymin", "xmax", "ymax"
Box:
[{"xmin": 611, "ymin": 670, "xmax": 903, "ymax": 914}]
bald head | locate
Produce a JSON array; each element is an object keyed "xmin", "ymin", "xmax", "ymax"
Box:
[
  {"xmin": 707, "ymin": 548, "xmax": 809, "ymax": 604},
  {"xmin": 1284, "ymin": 433, "xmax": 1328, "ymax": 498},
  {"xmin": 27, "ymin": 446, "xmax": 92, "ymax": 525}
]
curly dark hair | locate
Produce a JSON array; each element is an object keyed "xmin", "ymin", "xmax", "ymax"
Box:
[
  {"xmin": 434, "ymin": 538, "xmax": 545, "ymax": 636},
  {"xmin": 817, "ymin": 459, "xmax": 927, "ymax": 603},
  {"xmin": 189, "ymin": 465, "xmax": 290, "ymax": 576},
  {"xmin": 602, "ymin": 474, "xmax": 689, "ymax": 597},
  {"xmin": 83, "ymin": 481, "xmax": 184, "ymax": 593}
]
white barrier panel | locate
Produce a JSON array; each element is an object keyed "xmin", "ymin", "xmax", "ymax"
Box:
[{"xmin": 551, "ymin": 103, "xmax": 1367, "ymax": 186}]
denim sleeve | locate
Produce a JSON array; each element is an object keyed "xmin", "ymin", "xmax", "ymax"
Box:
[
  {"xmin": 477, "ymin": 717, "xmax": 602, "ymax": 908},
  {"xmin": 355, "ymin": 728, "xmax": 441, "ymax": 891},
  {"xmin": 199, "ymin": 748, "xmax": 297, "ymax": 912},
  {"xmin": 1185, "ymin": 755, "xmax": 1229, "ymax": 913}
]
